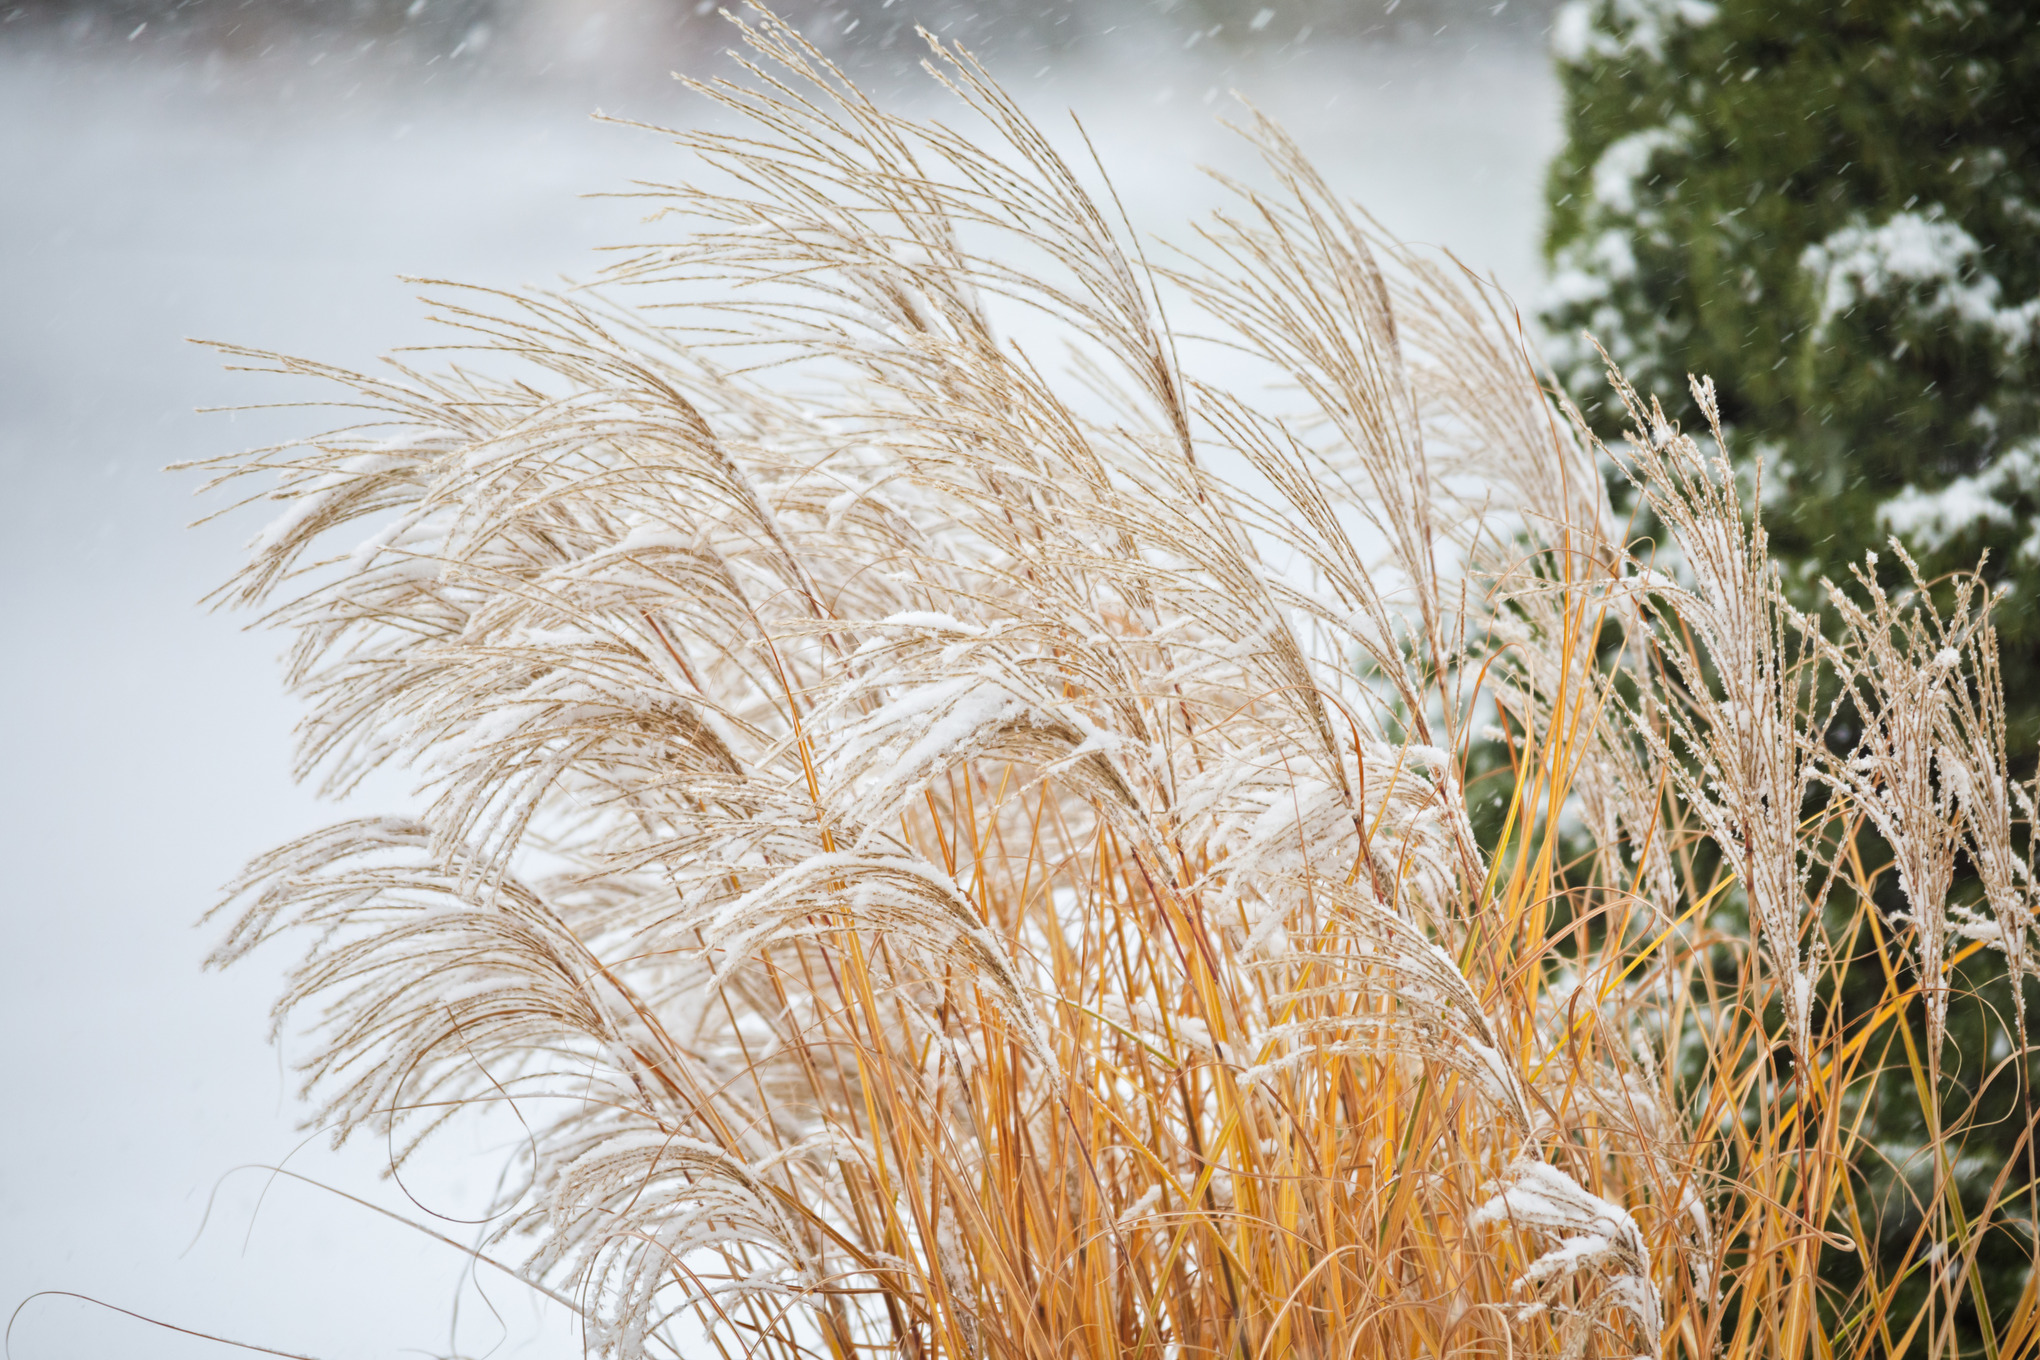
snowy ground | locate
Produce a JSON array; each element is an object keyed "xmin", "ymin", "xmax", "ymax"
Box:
[{"xmin": 0, "ymin": 24, "xmax": 1558, "ymax": 1358}]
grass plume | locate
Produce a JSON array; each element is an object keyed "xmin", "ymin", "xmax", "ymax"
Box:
[{"xmin": 184, "ymin": 10, "xmax": 2040, "ymax": 1358}]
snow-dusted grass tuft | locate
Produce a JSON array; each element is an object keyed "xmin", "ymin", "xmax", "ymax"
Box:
[{"xmin": 182, "ymin": 9, "xmax": 2038, "ymax": 1358}]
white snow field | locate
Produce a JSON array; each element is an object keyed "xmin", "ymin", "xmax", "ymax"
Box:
[{"xmin": 0, "ymin": 21, "xmax": 1557, "ymax": 1358}]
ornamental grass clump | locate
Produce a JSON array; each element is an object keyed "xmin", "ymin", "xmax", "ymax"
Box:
[{"xmin": 186, "ymin": 10, "xmax": 2040, "ymax": 1358}]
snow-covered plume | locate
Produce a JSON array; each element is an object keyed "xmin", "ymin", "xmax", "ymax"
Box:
[
  {"xmin": 1473, "ymin": 1156, "xmax": 1663, "ymax": 1351},
  {"xmin": 1590, "ymin": 366, "xmax": 1836, "ymax": 1069},
  {"xmin": 1820, "ymin": 547, "xmax": 1967, "ymax": 1073},
  {"xmin": 1824, "ymin": 546, "xmax": 2038, "ymax": 1059}
]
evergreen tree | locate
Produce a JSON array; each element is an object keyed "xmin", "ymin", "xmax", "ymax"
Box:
[
  {"xmin": 1542, "ymin": 0, "xmax": 2040, "ymax": 739},
  {"xmin": 1540, "ymin": 0, "xmax": 2040, "ymax": 1342}
]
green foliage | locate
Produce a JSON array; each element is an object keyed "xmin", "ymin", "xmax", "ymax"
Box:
[{"xmin": 1541, "ymin": 0, "xmax": 2040, "ymax": 740}]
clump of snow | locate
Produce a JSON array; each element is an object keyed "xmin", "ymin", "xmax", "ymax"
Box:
[
  {"xmin": 1552, "ymin": 0, "xmax": 1718, "ymax": 66},
  {"xmin": 1880, "ymin": 473, "xmax": 2017, "ymax": 549},
  {"xmin": 875, "ymin": 610, "xmax": 986, "ymax": 636},
  {"xmin": 1550, "ymin": 1, "xmax": 1597, "ymax": 63},
  {"xmin": 254, "ymin": 448, "xmax": 416, "ymax": 551},
  {"xmin": 1878, "ymin": 440, "xmax": 2040, "ymax": 556},
  {"xmin": 1802, "ymin": 209, "xmax": 2040, "ymax": 348},
  {"xmin": 1117, "ymin": 1184, "xmax": 1164, "ymax": 1228},
  {"xmin": 1591, "ymin": 123, "xmax": 1690, "ymax": 217}
]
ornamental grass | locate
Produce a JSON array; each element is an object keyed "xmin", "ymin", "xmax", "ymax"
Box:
[{"xmin": 182, "ymin": 10, "xmax": 2040, "ymax": 1358}]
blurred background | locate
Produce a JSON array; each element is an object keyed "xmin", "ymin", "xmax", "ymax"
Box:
[{"xmin": 0, "ymin": 2, "xmax": 1561, "ymax": 1356}]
